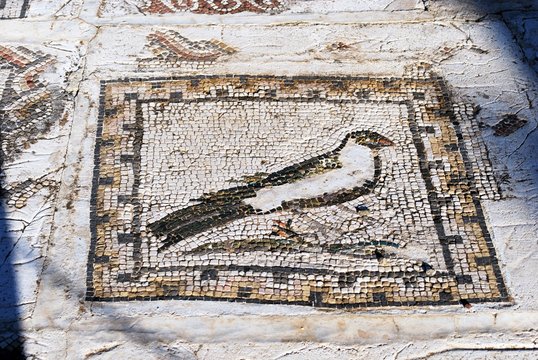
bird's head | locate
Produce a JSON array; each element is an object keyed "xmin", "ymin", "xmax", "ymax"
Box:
[{"xmin": 351, "ymin": 131, "xmax": 394, "ymax": 149}]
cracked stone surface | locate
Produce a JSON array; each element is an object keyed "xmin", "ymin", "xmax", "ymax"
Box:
[{"xmin": 1, "ymin": 0, "xmax": 537, "ymax": 358}]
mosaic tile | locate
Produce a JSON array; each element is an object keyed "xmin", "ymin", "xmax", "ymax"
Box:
[
  {"xmin": 4, "ymin": 176, "xmax": 58, "ymax": 208},
  {"xmin": 492, "ymin": 114, "xmax": 528, "ymax": 136},
  {"xmin": 0, "ymin": 45, "xmax": 65, "ymax": 163},
  {"xmin": 142, "ymin": 0, "xmax": 286, "ymax": 15},
  {"xmin": 0, "ymin": 332, "xmax": 22, "ymax": 356},
  {"xmin": 0, "ymin": 43, "xmax": 75, "ymax": 360},
  {"xmin": 0, "ymin": 0, "xmax": 30, "ymax": 19},
  {"xmin": 98, "ymin": 0, "xmax": 424, "ymax": 17},
  {"xmin": 0, "ymin": 45, "xmax": 66, "ymax": 203},
  {"xmin": 87, "ymin": 68, "xmax": 508, "ymax": 307},
  {"xmin": 139, "ymin": 30, "xmax": 236, "ymax": 70}
]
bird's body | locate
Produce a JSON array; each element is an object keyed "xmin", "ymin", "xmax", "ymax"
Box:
[
  {"xmin": 149, "ymin": 130, "xmax": 393, "ymax": 250},
  {"xmin": 244, "ymin": 140, "xmax": 373, "ymax": 212}
]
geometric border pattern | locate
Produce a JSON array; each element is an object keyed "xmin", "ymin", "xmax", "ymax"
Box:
[
  {"xmin": 87, "ymin": 71, "xmax": 509, "ymax": 307},
  {"xmin": 142, "ymin": 0, "xmax": 286, "ymax": 15}
]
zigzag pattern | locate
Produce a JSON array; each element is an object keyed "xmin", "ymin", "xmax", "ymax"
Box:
[{"xmin": 144, "ymin": 0, "xmax": 285, "ymax": 14}]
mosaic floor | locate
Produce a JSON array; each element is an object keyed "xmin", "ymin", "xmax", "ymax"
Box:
[
  {"xmin": 87, "ymin": 69, "xmax": 508, "ymax": 307},
  {"xmin": 5, "ymin": 0, "xmax": 538, "ymax": 357},
  {"xmin": 141, "ymin": 0, "xmax": 286, "ymax": 14},
  {"xmin": 0, "ymin": 0, "xmax": 30, "ymax": 19},
  {"xmin": 0, "ymin": 45, "xmax": 64, "ymax": 164}
]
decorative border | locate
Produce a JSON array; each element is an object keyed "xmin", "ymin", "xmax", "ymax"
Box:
[
  {"xmin": 143, "ymin": 0, "xmax": 286, "ymax": 15},
  {"xmin": 139, "ymin": 30, "xmax": 236, "ymax": 69},
  {"xmin": 87, "ymin": 73, "xmax": 509, "ymax": 307},
  {"xmin": 0, "ymin": 45, "xmax": 57, "ymax": 163}
]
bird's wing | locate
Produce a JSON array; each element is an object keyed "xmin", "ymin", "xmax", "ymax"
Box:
[
  {"xmin": 260, "ymin": 153, "xmax": 341, "ymax": 187},
  {"xmin": 195, "ymin": 154, "xmax": 339, "ymax": 203},
  {"xmin": 195, "ymin": 184, "xmax": 259, "ymax": 203},
  {"xmin": 152, "ymin": 202, "xmax": 256, "ymax": 250},
  {"xmin": 150, "ymin": 137, "xmax": 350, "ymax": 227},
  {"xmin": 149, "ymin": 200, "xmax": 255, "ymax": 235}
]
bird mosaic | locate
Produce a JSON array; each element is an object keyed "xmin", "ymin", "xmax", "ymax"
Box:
[{"xmin": 149, "ymin": 130, "xmax": 394, "ymax": 250}]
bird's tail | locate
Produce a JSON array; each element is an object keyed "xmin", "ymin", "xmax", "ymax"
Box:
[{"xmin": 149, "ymin": 201, "xmax": 256, "ymax": 250}]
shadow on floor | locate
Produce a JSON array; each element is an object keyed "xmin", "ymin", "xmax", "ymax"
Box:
[{"xmin": 0, "ymin": 151, "xmax": 24, "ymax": 358}]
